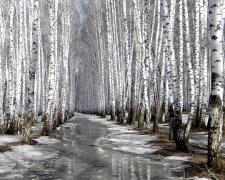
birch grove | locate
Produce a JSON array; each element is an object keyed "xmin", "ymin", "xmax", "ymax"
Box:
[
  {"xmin": 75, "ymin": 0, "xmax": 224, "ymax": 168},
  {"xmin": 0, "ymin": 0, "xmax": 77, "ymax": 141},
  {"xmin": 0, "ymin": 0, "xmax": 224, "ymax": 170}
]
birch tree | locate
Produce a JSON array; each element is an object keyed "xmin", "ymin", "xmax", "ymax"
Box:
[
  {"xmin": 42, "ymin": 0, "xmax": 55, "ymax": 135},
  {"xmin": 6, "ymin": 0, "xmax": 15, "ymax": 134},
  {"xmin": 22, "ymin": 0, "xmax": 39, "ymax": 143},
  {"xmin": 207, "ymin": 0, "xmax": 224, "ymax": 168}
]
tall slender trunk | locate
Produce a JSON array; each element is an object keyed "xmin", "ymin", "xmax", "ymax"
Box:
[
  {"xmin": 106, "ymin": 0, "xmax": 116, "ymax": 121},
  {"xmin": 193, "ymin": 0, "xmax": 201, "ymax": 127},
  {"xmin": 22, "ymin": 0, "xmax": 39, "ymax": 143},
  {"xmin": 207, "ymin": 0, "xmax": 224, "ymax": 168},
  {"xmin": 6, "ymin": 0, "xmax": 15, "ymax": 134},
  {"xmin": 42, "ymin": 0, "xmax": 55, "ymax": 135},
  {"xmin": 182, "ymin": 0, "xmax": 196, "ymax": 151},
  {"xmin": 0, "ymin": 4, "xmax": 5, "ymax": 133}
]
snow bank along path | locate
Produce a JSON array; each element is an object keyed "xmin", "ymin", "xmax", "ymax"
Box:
[{"xmin": 74, "ymin": 113, "xmax": 194, "ymax": 174}]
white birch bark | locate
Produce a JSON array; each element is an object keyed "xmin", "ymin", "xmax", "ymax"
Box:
[
  {"xmin": 163, "ymin": 0, "xmax": 181, "ymax": 144},
  {"xmin": 132, "ymin": 0, "xmax": 143, "ymax": 127},
  {"xmin": 6, "ymin": 0, "xmax": 15, "ymax": 133},
  {"xmin": 0, "ymin": 5, "xmax": 4, "ymax": 133},
  {"xmin": 22, "ymin": 0, "xmax": 29, "ymax": 117},
  {"xmin": 152, "ymin": 0, "xmax": 162, "ymax": 132},
  {"xmin": 111, "ymin": 0, "xmax": 119, "ymax": 121},
  {"xmin": 193, "ymin": 0, "xmax": 201, "ymax": 127},
  {"xmin": 54, "ymin": 0, "xmax": 59, "ymax": 119},
  {"xmin": 42, "ymin": 0, "xmax": 55, "ymax": 135},
  {"xmin": 208, "ymin": 0, "xmax": 224, "ymax": 168},
  {"xmin": 139, "ymin": 0, "xmax": 151, "ymax": 129},
  {"xmin": 61, "ymin": 0, "xmax": 70, "ymax": 122},
  {"xmin": 13, "ymin": 0, "xmax": 24, "ymax": 134},
  {"xmin": 106, "ymin": 0, "xmax": 116, "ymax": 120},
  {"xmin": 22, "ymin": 0, "xmax": 39, "ymax": 143},
  {"xmin": 178, "ymin": 0, "xmax": 184, "ymax": 113},
  {"xmin": 122, "ymin": 0, "xmax": 131, "ymax": 117},
  {"xmin": 183, "ymin": 0, "xmax": 196, "ymax": 150},
  {"xmin": 199, "ymin": 0, "xmax": 208, "ymax": 127}
]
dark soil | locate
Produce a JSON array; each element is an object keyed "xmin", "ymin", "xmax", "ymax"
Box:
[
  {"xmin": 6, "ymin": 138, "xmax": 38, "ymax": 146},
  {"xmin": 143, "ymin": 129, "xmax": 225, "ymax": 180},
  {"xmin": 0, "ymin": 145, "xmax": 12, "ymax": 153}
]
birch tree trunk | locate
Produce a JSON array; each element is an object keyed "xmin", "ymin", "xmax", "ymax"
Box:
[
  {"xmin": 12, "ymin": 0, "xmax": 24, "ymax": 134},
  {"xmin": 22, "ymin": 0, "xmax": 39, "ymax": 143},
  {"xmin": 6, "ymin": 0, "xmax": 15, "ymax": 134},
  {"xmin": 138, "ymin": 0, "xmax": 151, "ymax": 129},
  {"xmin": 122, "ymin": 0, "xmax": 131, "ymax": 119},
  {"xmin": 60, "ymin": 0, "xmax": 70, "ymax": 124},
  {"xmin": 198, "ymin": 0, "xmax": 208, "ymax": 128},
  {"xmin": 42, "ymin": 0, "xmax": 55, "ymax": 135},
  {"xmin": 22, "ymin": 0, "xmax": 29, "ymax": 118},
  {"xmin": 193, "ymin": 0, "xmax": 201, "ymax": 127},
  {"xmin": 106, "ymin": 0, "xmax": 116, "ymax": 121},
  {"xmin": 207, "ymin": 0, "xmax": 224, "ymax": 168},
  {"xmin": 0, "ymin": 4, "xmax": 5, "ymax": 133},
  {"xmin": 132, "ymin": 0, "xmax": 142, "ymax": 128},
  {"xmin": 182, "ymin": 0, "xmax": 196, "ymax": 151}
]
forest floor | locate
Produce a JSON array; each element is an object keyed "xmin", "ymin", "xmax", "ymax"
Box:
[
  {"xmin": 144, "ymin": 130, "xmax": 225, "ymax": 180},
  {"xmin": 135, "ymin": 114, "xmax": 225, "ymax": 180},
  {"xmin": 0, "ymin": 113, "xmax": 224, "ymax": 179}
]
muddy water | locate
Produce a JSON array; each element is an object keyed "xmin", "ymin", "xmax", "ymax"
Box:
[{"xmin": 20, "ymin": 117, "xmax": 186, "ymax": 180}]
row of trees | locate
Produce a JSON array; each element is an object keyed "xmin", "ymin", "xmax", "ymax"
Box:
[
  {"xmin": 0, "ymin": 0, "xmax": 78, "ymax": 143},
  {"xmin": 76, "ymin": 0, "xmax": 225, "ymax": 168}
]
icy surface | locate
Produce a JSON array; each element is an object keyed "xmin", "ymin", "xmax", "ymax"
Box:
[
  {"xmin": 35, "ymin": 136, "xmax": 61, "ymax": 144},
  {"xmin": 0, "ymin": 144, "xmax": 58, "ymax": 175},
  {"xmin": 0, "ymin": 135, "xmax": 22, "ymax": 145},
  {"xmin": 0, "ymin": 113, "xmax": 211, "ymax": 179},
  {"xmin": 86, "ymin": 115, "xmax": 160, "ymax": 154}
]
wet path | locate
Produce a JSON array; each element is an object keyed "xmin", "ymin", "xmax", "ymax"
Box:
[{"xmin": 16, "ymin": 117, "xmax": 188, "ymax": 179}]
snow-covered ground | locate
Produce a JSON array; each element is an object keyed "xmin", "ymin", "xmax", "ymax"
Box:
[
  {"xmin": 0, "ymin": 136, "xmax": 59, "ymax": 179},
  {"xmin": 0, "ymin": 117, "xmax": 60, "ymax": 179},
  {"xmin": 0, "ymin": 135, "xmax": 22, "ymax": 146},
  {"xmin": 75, "ymin": 113, "xmax": 159, "ymax": 154},
  {"xmin": 0, "ymin": 113, "xmax": 222, "ymax": 179},
  {"xmin": 74, "ymin": 113, "xmax": 212, "ymax": 179}
]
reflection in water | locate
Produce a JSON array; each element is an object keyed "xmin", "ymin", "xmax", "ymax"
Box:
[
  {"xmin": 138, "ymin": 160, "xmax": 144, "ymax": 180},
  {"xmin": 147, "ymin": 164, "xmax": 151, "ymax": 180},
  {"xmin": 109, "ymin": 153, "xmax": 152, "ymax": 180},
  {"xmin": 2, "ymin": 117, "xmax": 187, "ymax": 179}
]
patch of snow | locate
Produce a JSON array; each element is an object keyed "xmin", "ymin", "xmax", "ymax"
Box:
[
  {"xmin": 0, "ymin": 135, "xmax": 22, "ymax": 146},
  {"xmin": 3, "ymin": 174, "xmax": 24, "ymax": 180},
  {"xmin": 62, "ymin": 122, "xmax": 78, "ymax": 128},
  {"xmin": 162, "ymin": 156, "xmax": 190, "ymax": 161},
  {"xmin": 112, "ymin": 145, "xmax": 160, "ymax": 154},
  {"xmin": 158, "ymin": 156, "xmax": 191, "ymax": 173},
  {"xmin": 56, "ymin": 127, "xmax": 62, "ymax": 130},
  {"xmin": 182, "ymin": 114, "xmax": 209, "ymax": 127},
  {"xmin": 74, "ymin": 113, "xmax": 160, "ymax": 155},
  {"xmin": 74, "ymin": 113, "xmax": 223, "ymax": 178},
  {"xmin": 36, "ymin": 136, "xmax": 61, "ymax": 144},
  {"xmin": 0, "ymin": 144, "xmax": 58, "ymax": 175}
]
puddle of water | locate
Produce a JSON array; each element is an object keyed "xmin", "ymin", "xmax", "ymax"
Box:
[{"xmin": 1, "ymin": 117, "xmax": 187, "ymax": 180}]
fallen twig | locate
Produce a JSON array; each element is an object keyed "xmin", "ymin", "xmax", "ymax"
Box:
[{"xmin": 204, "ymin": 163, "xmax": 219, "ymax": 180}]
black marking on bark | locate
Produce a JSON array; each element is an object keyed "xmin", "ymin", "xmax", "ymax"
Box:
[
  {"xmin": 211, "ymin": 35, "xmax": 218, "ymax": 40},
  {"xmin": 209, "ymin": 95, "xmax": 222, "ymax": 109},
  {"xmin": 211, "ymin": 72, "xmax": 219, "ymax": 86}
]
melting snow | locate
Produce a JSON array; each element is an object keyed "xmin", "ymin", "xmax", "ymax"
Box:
[
  {"xmin": 35, "ymin": 136, "xmax": 61, "ymax": 144},
  {"xmin": 0, "ymin": 144, "xmax": 58, "ymax": 174},
  {"xmin": 0, "ymin": 135, "xmax": 22, "ymax": 146},
  {"xmin": 74, "ymin": 113, "xmax": 215, "ymax": 179},
  {"xmin": 74, "ymin": 113, "xmax": 161, "ymax": 155}
]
